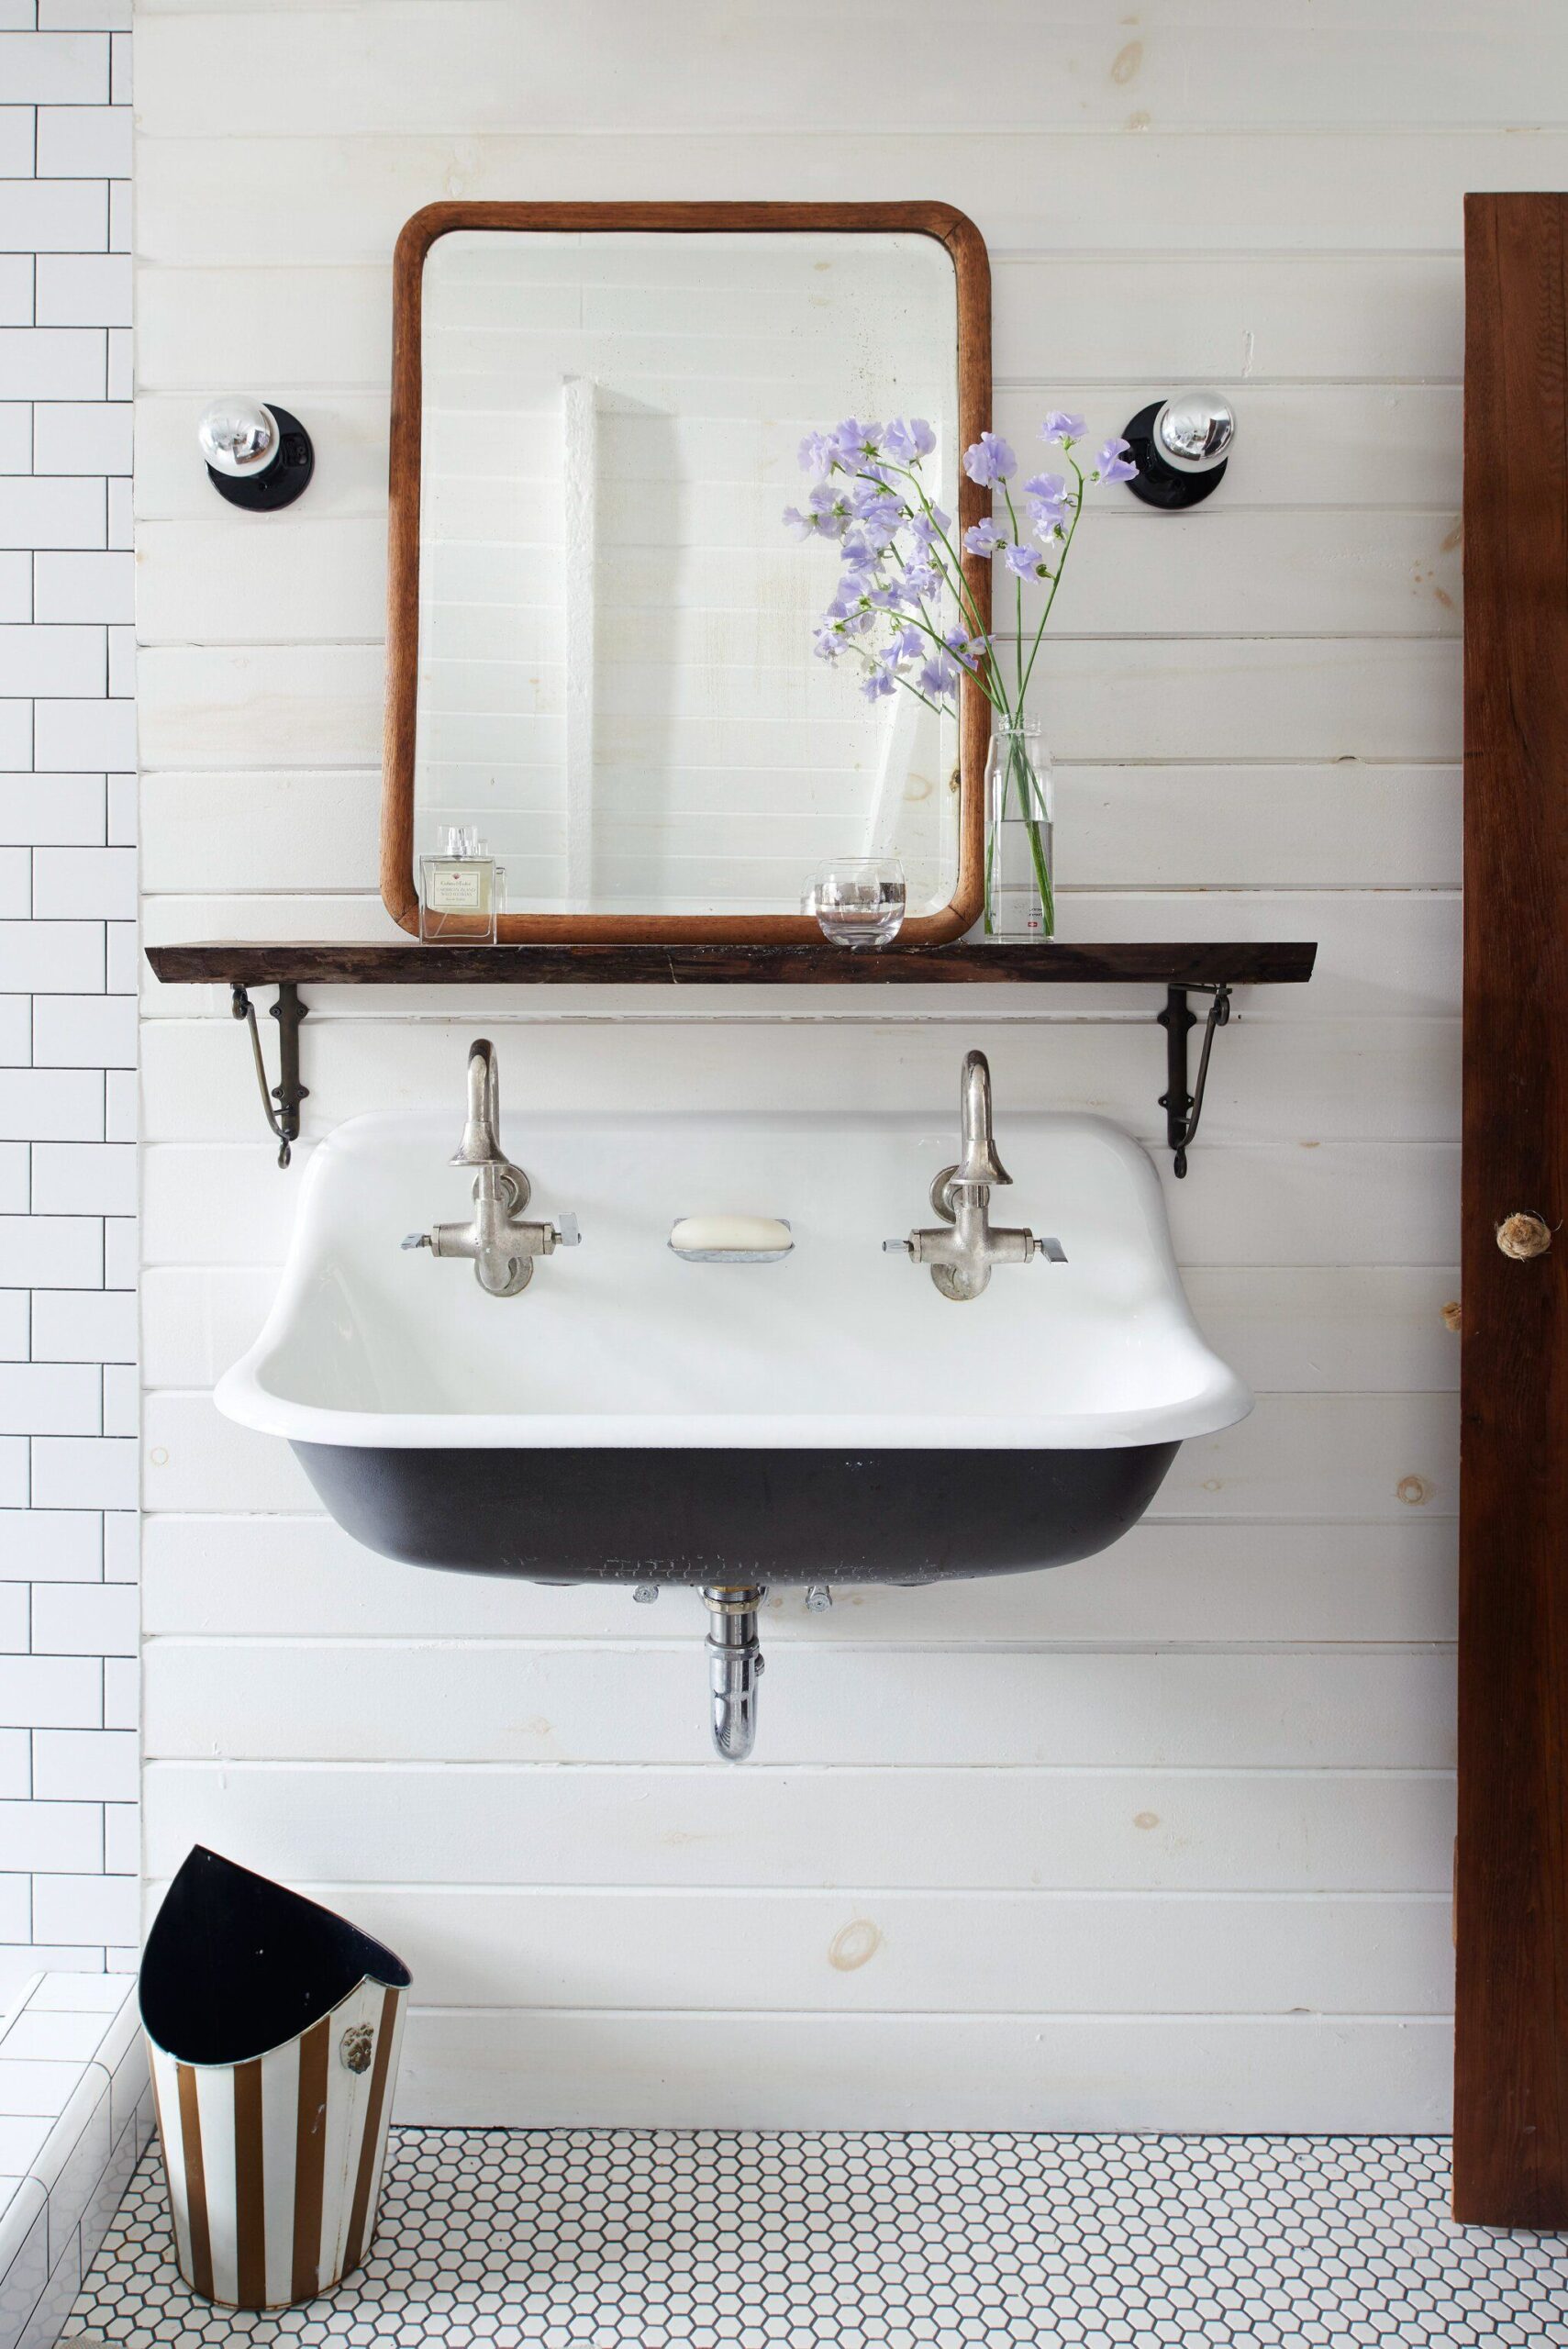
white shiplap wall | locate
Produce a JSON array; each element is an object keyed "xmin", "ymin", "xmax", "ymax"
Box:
[{"xmin": 134, "ymin": 0, "xmax": 1519, "ymax": 2127}]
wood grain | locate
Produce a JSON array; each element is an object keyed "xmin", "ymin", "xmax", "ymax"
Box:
[
  {"xmin": 146, "ymin": 940, "xmax": 1316, "ymax": 987},
  {"xmin": 1455, "ymin": 191, "xmax": 1568, "ymax": 2226},
  {"xmin": 380, "ymin": 200, "xmax": 991, "ymax": 944}
]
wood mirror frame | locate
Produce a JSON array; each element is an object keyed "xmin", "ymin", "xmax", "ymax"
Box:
[{"xmin": 381, "ymin": 199, "xmax": 993, "ymax": 944}]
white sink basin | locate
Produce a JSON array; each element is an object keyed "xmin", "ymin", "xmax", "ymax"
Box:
[{"xmin": 217, "ymin": 1103, "xmax": 1250, "ymax": 1588}]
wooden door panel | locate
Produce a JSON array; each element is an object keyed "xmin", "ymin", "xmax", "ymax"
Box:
[{"xmin": 1457, "ymin": 191, "xmax": 1568, "ymax": 2228}]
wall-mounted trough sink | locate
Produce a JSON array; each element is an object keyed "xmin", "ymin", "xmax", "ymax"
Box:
[{"xmin": 217, "ymin": 1097, "xmax": 1249, "ymax": 1756}]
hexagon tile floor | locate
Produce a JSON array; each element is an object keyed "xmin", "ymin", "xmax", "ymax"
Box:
[{"xmin": 67, "ymin": 2130, "xmax": 1566, "ymax": 2349}]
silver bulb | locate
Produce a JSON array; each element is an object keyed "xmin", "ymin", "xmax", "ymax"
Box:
[
  {"xmin": 1152, "ymin": 390, "xmax": 1236, "ymax": 474},
  {"xmin": 197, "ymin": 395, "xmax": 280, "ymax": 478}
]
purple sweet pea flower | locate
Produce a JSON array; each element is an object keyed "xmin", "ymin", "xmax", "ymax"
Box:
[
  {"xmin": 798, "ymin": 429, "xmax": 836, "ymax": 474},
  {"xmin": 1040, "ymin": 411, "xmax": 1086, "ymax": 446},
  {"xmin": 784, "ymin": 491, "xmax": 849, "ymax": 541},
  {"xmin": 902, "ymin": 562, "xmax": 940, "ymax": 600},
  {"xmin": 884, "ymin": 417, "xmax": 938, "ymax": 464},
  {"xmin": 1029, "ymin": 497, "xmax": 1069, "ymax": 540},
  {"xmin": 830, "ymin": 606, "xmax": 876, "ymax": 640},
  {"xmin": 895, "ymin": 624, "xmax": 925, "ymax": 660},
  {"xmin": 806, "ymin": 482, "xmax": 851, "ymax": 537},
  {"xmin": 844, "ymin": 482, "xmax": 906, "ymax": 544},
  {"xmin": 906, "ymin": 504, "xmax": 952, "ymax": 551},
  {"xmin": 963, "ymin": 431, "xmax": 1017, "ymax": 485},
  {"xmin": 918, "ymin": 654, "xmax": 961, "ymax": 699},
  {"xmin": 812, "ymin": 621, "xmax": 842, "ymax": 662},
  {"xmin": 944, "ymin": 627, "xmax": 987, "ymax": 667},
  {"xmin": 1024, "ymin": 472, "xmax": 1068, "ymax": 502},
  {"xmin": 1004, "ymin": 542, "xmax": 1044, "ymax": 579},
  {"xmin": 1095, "ymin": 436, "xmax": 1139, "ymax": 484},
  {"xmin": 962, "ymin": 518, "xmax": 1006, "ymax": 557},
  {"xmin": 833, "ymin": 417, "xmax": 884, "ymax": 469},
  {"xmin": 861, "ymin": 656, "xmax": 899, "ymax": 702}
]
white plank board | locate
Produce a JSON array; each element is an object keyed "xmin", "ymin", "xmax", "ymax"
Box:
[
  {"xmin": 135, "ymin": 254, "xmax": 1464, "ymax": 398},
  {"xmin": 140, "ymin": 1635, "xmax": 1456, "ymax": 1768},
  {"xmin": 140, "ymin": 1512, "xmax": 1457, "ymax": 1646},
  {"xmin": 388, "ymin": 2009, "xmax": 1453, "ymax": 2131},
  {"xmin": 136, "ymin": 638, "xmax": 1460, "ymax": 770},
  {"xmin": 138, "ymin": 1013, "xmax": 1461, "ymax": 1148},
  {"xmin": 143, "ymin": 1756, "xmax": 1456, "ymax": 1895},
  {"xmin": 131, "ymin": 2, "xmax": 1568, "ymax": 139},
  {"xmin": 135, "ymin": 510, "xmax": 1462, "ymax": 648},
  {"xmin": 137, "ymin": 764, "xmax": 1460, "ymax": 908},
  {"xmin": 139, "ymin": 1878, "xmax": 1452, "ymax": 2018},
  {"xmin": 137, "ymin": 384, "xmax": 1462, "ymax": 520},
  {"xmin": 130, "ymin": 127, "xmax": 1568, "ymax": 266}
]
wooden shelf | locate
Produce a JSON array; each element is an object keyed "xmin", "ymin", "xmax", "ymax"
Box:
[{"xmin": 147, "ymin": 940, "xmax": 1318, "ymax": 988}]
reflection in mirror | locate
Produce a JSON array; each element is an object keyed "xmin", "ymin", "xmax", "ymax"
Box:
[{"xmin": 414, "ymin": 229, "xmax": 961, "ymax": 920}]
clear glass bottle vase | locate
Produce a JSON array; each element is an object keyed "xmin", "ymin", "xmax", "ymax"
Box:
[{"xmin": 984, "ymin": 717, "xmax": 1054, "ymax": 939}]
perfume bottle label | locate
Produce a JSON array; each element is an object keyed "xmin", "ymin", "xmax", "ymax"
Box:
[{"xmin": 427, "ymin": 863, "xmax": 484, "ymax": 912}]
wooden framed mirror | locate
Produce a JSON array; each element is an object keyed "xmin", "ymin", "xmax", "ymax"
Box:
[{"xmin": 381, "ymin": 201, "xmax": 991, "ymax": 943}]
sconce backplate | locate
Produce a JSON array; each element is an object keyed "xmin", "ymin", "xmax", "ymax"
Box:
[
  {"xmin": 1121, "ymin": 400, "xmax": 1229, "ymax": 510},
  {"xmin": 207, "ymin": 402, "xmax": 315, "ymax": 511}
]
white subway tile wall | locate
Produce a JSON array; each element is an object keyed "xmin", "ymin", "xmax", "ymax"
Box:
[{"xmin": 0, "ymin": 4, "xmax": 132, "ymax": 2003}]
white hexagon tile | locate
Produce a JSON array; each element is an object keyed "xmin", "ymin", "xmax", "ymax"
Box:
[{"xmin": 64, "ymin": 2130, "xmax": 1568, "ymax": 2348}]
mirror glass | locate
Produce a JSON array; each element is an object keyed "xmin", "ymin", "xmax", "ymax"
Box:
[{"xmin": 414, "ymin": 228, "xmax": 962, "ymax": 920}]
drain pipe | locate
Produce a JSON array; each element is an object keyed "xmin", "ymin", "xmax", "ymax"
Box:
[{"xmin": 701, "ymin": 1586, "xmax": 766, "ymax": 1762}]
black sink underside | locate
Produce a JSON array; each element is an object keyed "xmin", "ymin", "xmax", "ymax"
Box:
[{"xmin": 291, "ymin": 1442, "xmax": 1179, "ymax": 1586}]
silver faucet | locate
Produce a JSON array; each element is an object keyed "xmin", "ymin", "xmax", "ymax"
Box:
[
  {"xmin": 403, "ymin": 1038, "xmax": 580, "ymax": 1297},
  {"xmin": 884, "ymin": 1049, "xmax": 1066, "ymax": 1301}
]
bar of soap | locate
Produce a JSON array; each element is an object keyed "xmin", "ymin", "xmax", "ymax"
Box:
[{"xmin": 670, "ymin": 1215, "xmax": 791, "ymax": 1254}]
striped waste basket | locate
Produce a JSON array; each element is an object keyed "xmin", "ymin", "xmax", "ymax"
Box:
[{"xmin": 140, "ymin": 1846, "xmax": 412, "ymax": 2310}]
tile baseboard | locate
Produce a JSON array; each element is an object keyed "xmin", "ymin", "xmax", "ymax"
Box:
[{"xmin": 0, "ymin": 1976, "xmax": 152, "ymax": 2349}]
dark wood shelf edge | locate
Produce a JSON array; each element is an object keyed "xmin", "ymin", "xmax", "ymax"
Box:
[{"xmin": 147, "ymin": 941, "xmax": 1318, "ymax": 988}]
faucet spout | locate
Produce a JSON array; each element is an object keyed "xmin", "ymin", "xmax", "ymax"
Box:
[
  {"xmin": 406, "ymin": 1037, "xmax": 579, "ymax": 1297},
  {"xmin": 450, "ymin": 1037, "xmax": 506, "ymax": 1169},
  {"xmin": 953, "ymin": 1048, "xmax": 1010, "ymax": 1187},
  {"xmin": 702, "ymin": 1586, "xmax": 766, "ymax": 1761},
  {"xmin": 886, "ymin": 1046, "xmax": 1066, "ymax": 1300}
]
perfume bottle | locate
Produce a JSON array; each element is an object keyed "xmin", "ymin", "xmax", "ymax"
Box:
[{"xmin": 419, "ymin": 827, "xmax": 504, "ymax": 944}]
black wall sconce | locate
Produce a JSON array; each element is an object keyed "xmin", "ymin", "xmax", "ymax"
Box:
[
  {"xmin": 1120, "ymin": 388, "xmax": 1236, "ymax": 510},
  {"xmin": 198, "ymin": 395, "xmax": 314, "ymax": 511}
]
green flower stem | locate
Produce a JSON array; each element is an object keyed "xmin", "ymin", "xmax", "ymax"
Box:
[
  {"xmin": 851, "ymin": 457, "xmax": 992, "ymax": 647},
  {"xmin": 1018, "ymin": 454, "xmax": 1085, "ymax": 707},
  {"xmin": 984, "ymin": 732, "xmax": 1054, "ymax": 937},
  {"xmin": 1000, "ymin": 482, "xmax": 1026, "ymax": 698}
]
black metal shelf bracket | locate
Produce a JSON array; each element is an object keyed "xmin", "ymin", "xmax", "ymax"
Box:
[
  {"xmin": 220, "ymin": 970, "xmax": 1241, "ymax": 1178},
  {"xmin": 231, "ymin": 982, "xmax": 309, "ymax": 1168},
  {"xmin": 1157, "ymin": 982, "xmax": 1231, "ymax": 1178}
]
